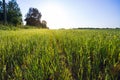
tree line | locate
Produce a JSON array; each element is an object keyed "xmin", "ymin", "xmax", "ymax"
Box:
[{"xmin": 0, "ymin": 0, "xmax": 48, "ymax": 28}]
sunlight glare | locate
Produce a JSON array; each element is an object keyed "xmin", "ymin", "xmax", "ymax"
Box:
[{"xmin": 41, "ymin": 3, "xmax": 69, "ymax": 29}]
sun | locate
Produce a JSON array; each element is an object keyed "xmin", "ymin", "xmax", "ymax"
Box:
[{"xmin": 41, "ymin": 3, "xmax": 69, "ymax": 29}]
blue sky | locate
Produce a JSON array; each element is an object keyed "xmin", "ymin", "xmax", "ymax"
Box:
[{"xmin": 6, "ymin": 0, "xmax": 120, "ymax": 29}]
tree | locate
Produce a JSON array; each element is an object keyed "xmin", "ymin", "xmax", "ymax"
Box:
[
  {"xmin": 2, "ymin": 0, "xmax": 7, "ymax": 24},
  {"xmin": 25, "ymin": 7, "xmax": 42, "ymax": 26},
  {"xmin": 0, "ymin": 0, "xmax": 7, "ymax": 23},
  {"xmin": 0, "ymin": 0, "xmax": 22, "ymax": 26},
  {"xmin": 7, "ymin": 0, "xmax": 22, "ymax": 26},
  {"xmin": 42, "ymin": 20, "xmax": 48, "ymax": 28},
  {"xmin": 0, "ymin": 1, "xmax": 3, "ymax": 22}
]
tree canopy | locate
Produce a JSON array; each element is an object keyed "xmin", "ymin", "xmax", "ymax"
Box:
[
  {"xmin": 25, "ymin": 7, "xmax": 42, "ymax": 26},
  {"xmin": 42, "ymin": 20, "xmax": 47, "ymax": 28},
  {"xmin": 25, "ymin": 7, "xmax": 48, "ymax": 28},
  {"xmin": 0, "ymin": 0, "xmax": 22, "ymax": 26},
  {"xmin": 0, "ymin": 0, "xmax": 48, "ymax": 28}
]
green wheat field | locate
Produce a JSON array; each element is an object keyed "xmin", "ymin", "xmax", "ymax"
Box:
[{"xmin": 0, "ymin": 29, "xmax": 120, "ymax": 80}]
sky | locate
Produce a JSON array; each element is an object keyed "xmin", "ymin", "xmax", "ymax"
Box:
[{"xmin": 6, "ymin": 0, "xmax": 120, "ymax": 29}]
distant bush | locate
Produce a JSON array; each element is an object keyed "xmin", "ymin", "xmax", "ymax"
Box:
[
  {"xmin": 0, "ymin": 24, "xmax": 49, "ymax": 30},
  {"xmin": 0, "ymin": 25, "xmax": 19, "ymax": 30}
]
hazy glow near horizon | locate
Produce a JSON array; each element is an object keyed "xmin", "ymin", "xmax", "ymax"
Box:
[{"xmin": 7, "ymin": 0, "xmax": 120, "ymax": 29}]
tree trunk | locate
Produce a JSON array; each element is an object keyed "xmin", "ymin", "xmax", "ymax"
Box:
[{"xmin": 3, "ymin": 0, "xmax": 7, "ymax": 24}]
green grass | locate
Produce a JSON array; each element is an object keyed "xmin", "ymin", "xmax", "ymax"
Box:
[{"xmin": 0, "ymin": 29, "xmax": 120, "ymax": 80}]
